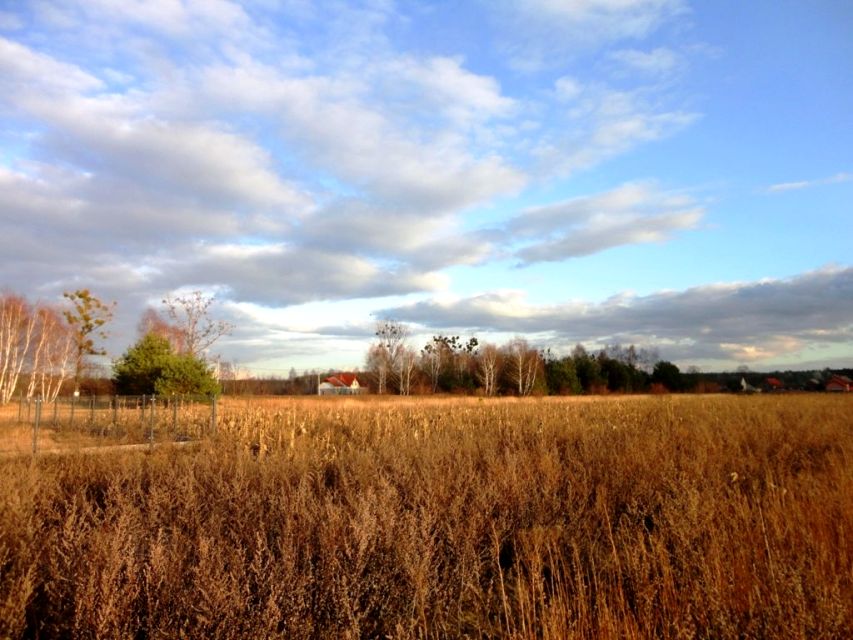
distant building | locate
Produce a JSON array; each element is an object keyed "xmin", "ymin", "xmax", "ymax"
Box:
[
  {"xmin": 740, "ymin": 377, "xmax": 760, "ymax": 393},
  {"xmin": 765, "ymin": 377, "xmax": 785, "ymax": 392},
  {"xmin": 319, "ymin": 373, "xmax": 364, "ymax": 395},
  {"xmin": 826, "ymin": 375, "xmax": 852, "ymax": 392}
]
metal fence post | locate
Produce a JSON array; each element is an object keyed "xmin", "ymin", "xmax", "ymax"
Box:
[
  {"xmin": 52, "ymin": 398, "xmax": 58, "ymax": 427},
  {"xmin": 211, "ymin": 395, "xmax": 218, "ymax": 437},
  {"xmin": 172, "ymin": 394, "xmax": 177, "ymax": 432},
  {"xmin": 69, "ymin": 395, "xmax": 75, "ymax": 428},
  {"xmin": 18, "ymin": 395, "xmax": 23, "ymax": 423},
  {"xmin": 32, "ymin": 399, "xmax": 42, "ymax": 456},
  {"xmin": 149, "ymin": 396, "xmax": 156, "ymax": 449},
  {"xmin": 112, "ymin": 396, "xmax": 118, "ymax": 428}
]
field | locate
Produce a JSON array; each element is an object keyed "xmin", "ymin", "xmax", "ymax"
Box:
[{"xmin": 1, "ymin": 394, "xmax": 851, "ymax": 638}]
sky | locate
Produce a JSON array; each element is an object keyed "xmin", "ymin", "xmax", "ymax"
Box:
[{"xmin": 1, "ymin": 0, "xmax": 851, "ymax": 376}]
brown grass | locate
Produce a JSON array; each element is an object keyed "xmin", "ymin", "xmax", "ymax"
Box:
[{"xmin": 0, "ymin": 395, "xmax": 851, "ymax": 638}]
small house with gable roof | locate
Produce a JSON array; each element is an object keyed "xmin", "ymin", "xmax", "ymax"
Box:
[{"xmin": 319, "ymin": 373, "xmax": 364, "ymax": 395}]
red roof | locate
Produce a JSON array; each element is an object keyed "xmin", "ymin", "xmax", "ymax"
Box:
[
  {"xmin": 323, "ymin": 373, "xmax": 360, "ymax": 388},
  {"xmin": 766, "ymin": 377, "xmax": 784, "ymax": 388}
]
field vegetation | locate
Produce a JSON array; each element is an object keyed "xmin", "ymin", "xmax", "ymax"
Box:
[{"xmin": 1, "ymin": 395, "xmax": 851, "ymax": 638}]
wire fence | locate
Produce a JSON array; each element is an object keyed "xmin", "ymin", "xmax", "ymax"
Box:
[{"xmin": 6, "ymin": 394, "xmax": 218, "ymax": 455}]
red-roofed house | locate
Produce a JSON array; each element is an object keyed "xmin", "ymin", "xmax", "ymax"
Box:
[
  {"xmin": 319, "ymin": 373, "xmax": 364, "ymax": 395},
  {"xmin": 765, "ymin": 377, "xmax": 785, "ymax": 391},
  {"xmin": 826, "ymin": 375, "xmax": 852, "ymax": 392}
]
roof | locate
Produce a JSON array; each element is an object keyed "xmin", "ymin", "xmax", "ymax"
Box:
[
  {"xmin": 323, "ymin": 373, "xmax": 360, "ymax": 388},
  {"xmin": 766, "ymin": 377, "xmax": 783, "ymax": 387}
]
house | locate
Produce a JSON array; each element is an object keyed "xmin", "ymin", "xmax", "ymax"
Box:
[
  {"xmin": 765, "ymin": 377, "xmax": 785, "ymax": 392},
  {"xmin": 826, "ymin": 375, "xmax": 852, "ymax": 392},
  {"xmin": 740, "ymin": 377, "xmax": 760, "ymax": 394},
  {"xmin": 318, "ymin": 373, "xmax": 364, "ymax": 395}
]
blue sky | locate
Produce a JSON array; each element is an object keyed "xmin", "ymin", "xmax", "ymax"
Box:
[{"xmin": 1, "ymin": 0, "xmax": 851, "ymax": 374}]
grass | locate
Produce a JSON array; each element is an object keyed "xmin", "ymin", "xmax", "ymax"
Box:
[{"xmin": 0, "ymin": 394, "xmax": 850, "ymax": 638}]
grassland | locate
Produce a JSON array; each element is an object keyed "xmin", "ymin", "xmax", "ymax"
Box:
[{"xmin": 1, "ymin": 395, "xmax": 851, "ymax": 638}]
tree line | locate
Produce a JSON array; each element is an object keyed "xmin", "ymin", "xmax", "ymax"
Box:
[
  {"xmin": 0, "ymin": 288, "xmax": 230, "ymax": 403},
  {"xmin": 361, "ymin": 320, "xmax": 683, "ymax": 396}
]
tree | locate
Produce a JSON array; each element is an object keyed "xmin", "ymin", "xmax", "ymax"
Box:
[
  {"xmin": 652, "ymin": 360, "xmax": 683, "ymax": 392},
  {"xmin": 543, "ymin": 350, "xmax": 581, "ymax": 395},
  {"xmin": 113, "ymin": 333, "xmax": 172, "ymax": 395},
  {"xmin": 113, "ymin": 333, "xmax": 219, "ymax": 396},
  {"xmin": 138, "ymin": 306, "xmax": 185, "ymax": 353},
  {"xmin": 504, "ymin": 337, "xmax": 541, "ymax": 396},
  {"xmin": 572, "ymin": 344, "xmax": 605, "ymax": 393},
  {"xmin": 0, "ymin": 293, "xmax": 38, "ymax": 404},
  {"xmin": 25, "ymin": 306, "xmax": 74, "ymax": 402},
  {"xmin": 161, "ymin": 291, "xmax": 233, "ymax": 358},
  {"xmin": 372, "ymin": 319, "xmax": 409, "ymax": 394},
  {"xmin": 396, "ymin": 347, "xmax": 417, "ymax": 396},
  {"xmin": 366, "ymin": 343, "xmax": 391, "ymax": 394},
  {"xmin": 155, "ymin": 355, "xmax": 220, "ymax": 396},
  {"xmin": 476, "ymin": 343, "xmax": 502, "ymax": 396},
  {"xmin": 63, "ymin": 289, "xmax": 114, "ymax": 394}
]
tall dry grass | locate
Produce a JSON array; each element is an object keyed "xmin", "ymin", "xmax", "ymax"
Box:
[{"xmin": 0, "ymin": 395, "xmax": 850, "ymax": 638}]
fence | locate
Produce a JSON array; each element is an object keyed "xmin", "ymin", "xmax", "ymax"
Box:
[{"xmin": 9, "ymin": 394, "xmax": 218, "ymax": 455}]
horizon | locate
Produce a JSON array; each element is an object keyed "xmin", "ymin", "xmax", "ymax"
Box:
[{"xmin": 2, "ymin": 1, "xmax": 851, "ymax": 375}]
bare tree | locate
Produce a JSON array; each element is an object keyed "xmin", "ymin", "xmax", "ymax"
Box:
[
  {"xmin": 420, "ymin": 337, "xmax": 445, "ymax": 393},
  {"xmin": 374, "ymin": 320, "xmax": 409, "ymax": 394},
  {"xmin": 366, "ymin": 343, "xmax": 390, "ymax": 394},
  {"xmin": 161, "ymin": 291, "xmax": 233, "ymax": 358},
  {"xmin": 0, "ymin": 293, "xmax": 38, "ymax": 404},
  {"xmin": 63, "ymin": 289, "xmax": 114, "ymax": 394},
  {"xmin": 138, "ymin": 306, "xmax": 185, "ymax": 353},
  {"xmin": 26, "ymin": 306, "xmax": 74, "ymax": 401},
  {"xmin": 396, "ymin": 347, "xmax": 417, "ymax": 396},
  {"xmin": 504, "ymin": 337, "xmax": 541, "ymax": 396},
  {"xmin": 477, "ymin": 343, "xmax": 502, "ymax": 397}
]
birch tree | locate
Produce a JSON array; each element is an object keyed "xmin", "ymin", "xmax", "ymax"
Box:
[
  {"xmin": 504, "ymin": 337, "xmax": 541, "ymax": 396},
  {"xmin": 26, "ymin": 306, "xmax": 74, "ymax": 402},
  {"xmin": 477, "ymin": 343, "xmax": 501, "ymax": 397},
  {"xmin": 0, "ymin": 293, "xmax": 38, "ymax": 404}
]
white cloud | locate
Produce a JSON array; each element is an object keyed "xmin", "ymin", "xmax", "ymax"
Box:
[
  {"xmin": 767, "ymin": 172, "xmax": 852, "ymax": 193},
  {"xmin": 509, "ymin": 181, "xmax": 703, "ymax": 263},
  {"xmin": 381, "ymin": 266, "xmax": 853, "ymax": 367},
  {"xmin": 491, "ymin": 0, "xmax": 686, "ymax": 69},
  {"xmin": 609, "ymin": 47, "xmax": 683, "ymax": 75},
  {"xmin": 535, "ymin": 86, "xmax": 698, "ymax": 175}
]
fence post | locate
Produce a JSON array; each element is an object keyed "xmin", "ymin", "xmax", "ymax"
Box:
[
  {"xmin": 69, "ymin": 395, "xmax": 76, "ymax": 428},
  {"xmin": 112, "ymin": 396, "xmax": 118, "ymax": 428},
  {"xmin": 172, "ymin": 394, "xmax": 177, "ymax": 432},
  {"xmin": 32, "ymin": 399, "xmax": 42, "ymax": 456},
  {"xmin": 18, "ymin": 395, "xmax": 23, "ymax": 423},
  {"xmin": 140, "ymin": 394, "xmax": 146, "ymax": 425},
  {"xmin": 149, "ymin": 396, "xmax": 156, "ymax": 449},
  {"xmin": 52, "ymin": 398, "xmax": 58, "ymax": 427},
  {"xmin": 26, "ymin": 399, "xmax": 31, "ymax": 422},
  {"xmin": 211, "ymin": 395, "xmax": 218, "ymax": 437}
]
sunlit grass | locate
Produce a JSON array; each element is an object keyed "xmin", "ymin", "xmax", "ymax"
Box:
[{"xmin": 0, "ymin": 395, "xmax": 850, "ymax": 638}]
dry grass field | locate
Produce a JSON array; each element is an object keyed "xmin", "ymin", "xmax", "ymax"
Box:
[{"xmin": 1, "ymin": 394, "xmax": 851, "ymax": 638}]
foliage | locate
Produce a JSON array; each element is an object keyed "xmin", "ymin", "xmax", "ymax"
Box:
[
  {"xmin": 652, "ymin": 360, "xmax": 684, "ymax": 392},
  {"xmin": 543, "ymin": 350, "xmax": 581, "ymax": 395},
  {"xmin": 155, "ymin": 354, "xmax": 220, "ymax": 396},
  {"xmin": 113, "ymin": 333, "xmax": 173, "ymax": 395},
  {"xmin": 63, "ymin": 289, "xmax": 114, "ymax": 391},
  {"xmin": 113, "ymin": 333, "xmax": 220, "ymax": 396}
]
